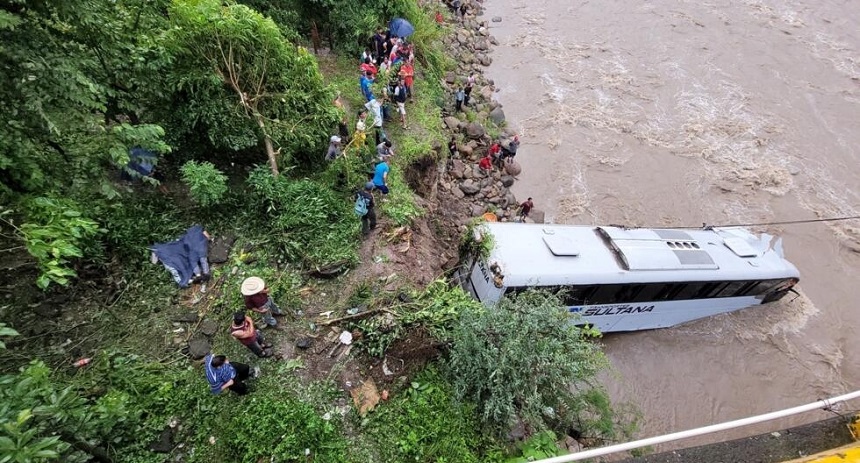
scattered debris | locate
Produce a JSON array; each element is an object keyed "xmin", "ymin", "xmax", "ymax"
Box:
[{"xmin": 350, "ymin": 379, "xmax": 381, "ymax": 416}]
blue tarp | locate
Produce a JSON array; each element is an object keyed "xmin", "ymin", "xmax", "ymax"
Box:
[
  {"xmin": 150, "ymin": 225, "xmax": 209, "ymax": 288},
  {"xmin": 389, "ymin": 18, "xmax": 414, "ymax": 38}
]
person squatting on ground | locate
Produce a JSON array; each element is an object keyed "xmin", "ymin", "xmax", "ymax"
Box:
[
  {"xmin": 479, "ymin": 152, "xmax": 493, "ymax": 173},
  {"xmin": 241, "ymin": 277, "xmax": 284, "ymax": 327},
  {"xmin": 230, "ymin": 311, "xmax": 273, "ymax": 357},
  {"xmin": 204, "ymin": 353, "xmax": 257, "ymax": 395},
  {"xmin": 519, "ymin": 197, "xmax": 534, "ymax": 221},
  {"xmin": 325, "ymin": 135, "xmax": 342, "ymax": 161},
  {"xmin": 355, "ymin": 182, "xmax": 377, "ymax": 236},
  {"xmin": 376, "ymin": 139, "xmax": 395, "ymax": 161}
]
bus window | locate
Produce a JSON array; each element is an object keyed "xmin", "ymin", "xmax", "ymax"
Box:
[
  {"xmin": 745, "ymin": 279, "xmax": 782, "ymax": 297},
  {"xmin": 715, "ymin": 281, "xmax": 750, "ymax": 298},
  {"xmin": 630, "ymin": 284, "xmax": 666, "ymax": 302},
  {"xmin": 655, "ymin": 284, "xmax": 685, "ymax": 300},
  {"xmin": 673, "ymin": 282, "xmax": 706, "ymax": 300},
  {"xmin": 591, "ymin": 285, "xmax": 625, "ymax": 305},
  {"xmin": 561, "ymin": 286, "xmax": 597, "ymax": 305}
]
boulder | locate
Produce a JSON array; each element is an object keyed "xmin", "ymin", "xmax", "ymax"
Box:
[
  {"xmin": 492, "ymin": 16, "xmax": 502, "ymax": 22},
  {"xmin": 149, "ymin": 428, "xmax": 175, "ymax": 453},
  {"xmin": 500, "ymin": 175, "xmax": 515, "ymax": 187},
  {"xmin": 489, "ymin": 107, "xmax": 506, "ymax": 125},
  {"xmin": 459, "ymin": 144, "xmax": 473, "ymax": 156},
  {"xmin": 465, "ymin": 122, "xmax": 486, "ymax": 139},
  {"xmin": 187, "ymin": 338, "xmax": 211, "ymax": 360},
  {"xmin": 445, "ymin": 71, "xmax": 457, "ymax": 84},
  {"xmin": 475, "ymin": 40, "xmax": 489, "ymax": 51},
  {"xmin": 459, "ymin": 180, "xmax": 480, "ymax": 195},
  {"xmin": 450, "ymin": 159, "xmax": 466, "ymax": 179},
  {"xmin": 471, "ymin": 205, "xmax": 486, "ymax": 216},
  {"xmin": 444, "ymin": 116, "xmax": 461, "ymax": 130},
  {"xmin": 504, "ymin": 161, "xmax": 522, "ymax": 176},
  {"xmin": 480, "ymin": 85, "xmax": 494, "ymax": 100},
  {"xmin": 199, "ymin": 319, "xmax": 218, "ymax": 337},
  {"xmin": 490, "ymin": 36, "xmax": 499, "ymax": 45},
  {"xmin": 529, "ymin": 208, "xmax": 546, "ymax": 224},
  {"xmin": 504, "ymin": 191, "xmax": 517, "ymax": 208},
  {"xmin": 453, "ymin": 187, "xmax": 465, "ymax": 199}
]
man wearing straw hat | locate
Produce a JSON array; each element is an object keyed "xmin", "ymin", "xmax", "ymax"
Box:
[{"xmin": 241, "ymin": 277, "xmax": 284, "ymax": 327}]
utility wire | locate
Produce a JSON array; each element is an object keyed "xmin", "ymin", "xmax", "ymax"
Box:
[{"xmin": 675, "ymin": 215, "xmax": 860, "ymax": 230}]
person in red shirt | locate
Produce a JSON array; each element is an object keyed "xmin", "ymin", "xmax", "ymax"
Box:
[
  {"xmin": 398, "ymin": 61, "xmax": 415, "ymax": 102},
  {"xmin": 241, "ymin": 277, "xmax": 284, "ymax": 327},
  {"xmin": 488, "ymin": 142, "xmax": 502, "ymax": 167},
  {"xmin": 519, "ymin": 197, "xmax": 534, "ymax": 222},
  {"xmin": 478, "ymin": 153, "xmax": 493, "ymax": 172},
  {"xmin": 229, "ymin": 311, "xmax": 272, "ymax": 357},
  {"xmin": 359, "ymin": 57, "xmax": 377, "ymax": 78}
]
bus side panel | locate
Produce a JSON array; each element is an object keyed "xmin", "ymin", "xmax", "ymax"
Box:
[{"xmin": 572, "ymin": 296, "xmax": 762, "ymax": 332}]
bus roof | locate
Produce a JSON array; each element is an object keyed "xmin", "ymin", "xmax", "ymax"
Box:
[{"xmin": 480, "ymin": 223, "xmax": 800, "ymax": 287}]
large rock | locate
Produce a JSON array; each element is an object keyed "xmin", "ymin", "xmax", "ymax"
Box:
[
  {"xmin": 453, "ymin": 187, "xmax": 465, "ymax": 199},
  {"xmin": 459, "ymin": 144, "xmax": 473, "ymax": 156},
  {"xmin": 459, "ymin": 180, "xmax": 480, "ymax": 195},
  {"xmin": 445, "ymin": 71, "xmax": 456, "ymax": 84},
  {"xmin": 475, "ymin": 40, "xmax": 489, "ymax": 51},
  {"xmin": 465, "ymin": 122, "xmax": 486, "ymax": 139},
  {"xmin": 444, "ymin": 116, "xmax": 461, "ymax": 130},
  {"xmin": 450, "ymin": 159, "xmax": 466, "ymax": 179},
  {"xmin": 489, "ymin": 107, "xmax": 506, "ymax": 125},
  {"xmin": 480, "ymin": 85, "xmax": 494, "ymax": 100},
  {"xmin": 199, "ymin": 319, "xmax": 218, "ymax": 336},
  {"xmin": 504, "ymin": 191, "xmax": 517, "ymax": 208},
  {"xmin": 504, "ymin": 161, "xmax": 522, "ymax": 176},
  {"xmin": 492, "ymin": 16, "xmax": 502, "ymax": 22},
  {"xmin": 208, "ymin": 233, "xmax": 236, "ymax": 264},
  {"xmin": 471, "ymin": 205, "xmax": 486, "ymax": 216},
  {"xmin": 527, "ymin": 208, "xmax": 546, "ymax": 224},
  {"xmin": 500, "ymin": 175, "xmax": 515, "ymax": 187},
  {"xmin": 187, "ymin": 338, "xmax": 211, "ymax": 360}
]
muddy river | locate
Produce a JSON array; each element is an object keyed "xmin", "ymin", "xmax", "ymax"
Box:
[{"xmin": 484, "ymin": 0, "xmax": 860, "ymax": 450}]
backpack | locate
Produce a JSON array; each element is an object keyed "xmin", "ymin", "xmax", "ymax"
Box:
[{"xmin": 354, "ymin": 194, "xmax": 369, "ymax": 216}]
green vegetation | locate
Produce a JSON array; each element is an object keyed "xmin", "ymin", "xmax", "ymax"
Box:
[
  {"xmin": 180, "ymin": 161, "xmax": 229, "ymax": 208},
  {"xmin": 0, "ymin": 1, "xmax": 635, "ymax": 462},
  {"xmin": 448, "ymin": 290, "xmax": 619, "ymax": 438}
]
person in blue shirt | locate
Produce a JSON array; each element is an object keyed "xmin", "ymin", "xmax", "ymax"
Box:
[
  {"xmin": 360, "ymin": 70, "xmax": 375, "ymax": 102},
  {"xmin": 373, "ymin": 159, "xmax": 390, "ymax": 195},
  {"xmin": 204, "ymin": 353, "xmax": 256, "ymax": 395}
]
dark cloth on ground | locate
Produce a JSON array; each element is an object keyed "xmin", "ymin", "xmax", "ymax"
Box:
[{"xmin": 150, "ymin": 225, "xmax": 209, "ymax": 288}]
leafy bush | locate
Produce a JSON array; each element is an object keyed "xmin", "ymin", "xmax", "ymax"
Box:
[
  {"xmin": 364, "ymin": 367, "xmax": 494, "ymax": 463},
  {"xmin": 226, "ymin": 395, "xmax": 349, "ymax": 463},
  {"xmin": 95, "ymin": 193, "xmax": 185, "ymax": 261},
  {"xmin": 247, "ymin": 165, "xmax": 359, "ymax": 268},
  {"xmin": 447, "ymin": 289, "xmax": 618, "ymax": 439},
  {"xmin": 180, "ymin": 160, "xmax": 229, "ymax": 207},
  {"xmin": 11, "ymin": 197, "xmax": 102, "ymax": 289}
]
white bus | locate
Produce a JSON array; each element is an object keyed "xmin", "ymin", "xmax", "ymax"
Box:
[{"xmin": 458, "ymin": 223, "xmax": 800, "ymax": 332}]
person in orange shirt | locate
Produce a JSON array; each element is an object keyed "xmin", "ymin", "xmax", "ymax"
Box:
[
  {"xmin": 229, "ymin": 311, "xmax": 272, "ymax": 357},
  {"xmin": 398, "ymin": 60, "xmax": 415, "ymax": 102}
]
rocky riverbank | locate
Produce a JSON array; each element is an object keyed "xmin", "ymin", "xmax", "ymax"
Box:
[{"xmin": 429, "ymin": 0, "xmax": 545, "ymax": 225}]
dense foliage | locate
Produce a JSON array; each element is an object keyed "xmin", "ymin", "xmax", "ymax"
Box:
[
  {"xmin": 448, "ymin": 290, "xmax": 621, "ymax": 438},
  {"xmin": 180, "ymin": 161, "xmax": 229, "ymax": 207},
  {"xmin": 247, "ymin": 166, "xmax": 359, "ymax": 268}
]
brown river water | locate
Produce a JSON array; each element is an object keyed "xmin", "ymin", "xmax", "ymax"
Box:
[{"xmin": 484, "ymin": 0, "xmax": 860, "ymax": 451}]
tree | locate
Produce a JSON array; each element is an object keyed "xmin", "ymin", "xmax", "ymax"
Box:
[
  {"xmin": 447, "ymin": 290, "xmax": 628, "ymax": 439},
  {"xmin": 166, "ymin": 0, "xmax": 338, "ymax": 175}
]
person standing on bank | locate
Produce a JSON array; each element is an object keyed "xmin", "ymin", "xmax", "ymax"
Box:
[
  {"xmin": 241, "ymin": 277, "xmax": 284, "ymax": 327},
  {"xmin": 204, "ymin": 353, "xmax": 257, "ymax": 395},
  {"xmin": 393, "ymin": 78, "xmax": 409, "ymax": 129},
  {"xmin": 373, "ymin": 157, "xmax": 390, "ymax": 196},
  {"xmin": 464, "ymin": 72, "xmax": 476, "ymax": 107},
  {"xmin": 518, "ymin": 197, "xmax": 534, "ymax": 222},
  {"xmin": 229, "ymin": 311, "xmax": 273, "ymax": 357},
  {"xmin": 355, "ymin": 182, "xmax": 377, "ymax": 236}
]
